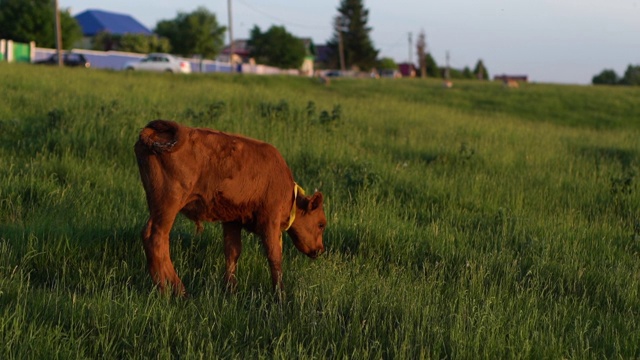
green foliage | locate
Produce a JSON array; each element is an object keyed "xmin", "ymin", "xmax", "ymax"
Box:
[
  {"xmin": 620, "ymin": 64, "xmax": 640, "ymax": 86},
  {"xmin": 1, "ymin": 64, "xmax": 640, "ymax": 358},
  {"xmin": 249, "ymin": 25, "xmax": 306, "ymax": 69},
  {"xmin": 328, "ymin": 0, "xmax": 379, "ymax": 70},
  {"xmin": 473, "ymin": 59, "xmax": 489, "ymax": 80},
  {"xmin": 592, "ymin": 69, "xmax": 619, "ymax": 85},
  {"xmin": 118, "ymin": 33, "xmax": 151, "ymax": 54},
  {"xmin": 258, "ymin": 99, "xmax": 291, "ymax": 120},
  {"xmin": 425, "ymin": 53, "xmax": 440, "ymax": 78},
  {"xmin": 92, "ymin": 32, "xmax": 171, "ymax": 53},
  {"xmin": 446, "ymin": 68, "xmax": 463, "ymax": 79},
  {"xmin": 462, "ymin": 66, "xmax": 473, "ymax": 78},
  {"xmin": 377, "ymin": 57, "xmax": 397, "ymax": 70},
  {"xmin": 154, "ymin": 6, "xmax": 226, "ymax": 58},
  {"xmin": 435, "ymin": 59, "xmax": 490, "ymax": 80},
  {"xmin": 444, "ymin": 67, "xmax": 474, "ymax": 80},
  {"xmin": 592, "ymin": 64, "xmax": 640, "ymax": 86},
  {"xmin": 0, "ymin": 0, "xmax": 81, "ymax": 49},
  {"xmin": 255, "ymin": 99, "xmax": 342, "ymax": 131}
]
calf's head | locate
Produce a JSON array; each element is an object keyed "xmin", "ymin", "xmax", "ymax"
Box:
[{"xmin": 288, "ymin": 192, "xmax": 326, "ymax": 259}]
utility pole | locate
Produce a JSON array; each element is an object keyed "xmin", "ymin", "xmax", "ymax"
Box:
[
  {"xmin": 445, "ymin": 50, "xmax": 451, "ymax": 80},
  {"xmin": 227, "ymin": 0, "xmax": 234, "ymax": 73},
  {"xmin": 54, "ymin": 0, "xmax": 63, "ymax": 66},
  {"xmin": 335, "ymin": 16, "xmax": 346, "ymax": 72},
  {"xmin": 416, "ymin": 30, "xmax": 427, "ymax": 78},
  {"xmin": 408, "ymin": 32, "xmax": 413, "ymax": 64}
]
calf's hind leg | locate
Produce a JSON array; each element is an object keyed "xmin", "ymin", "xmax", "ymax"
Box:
[{"xmin": 142, "ymin": 212, "xmax": 185, "ymax": 296}]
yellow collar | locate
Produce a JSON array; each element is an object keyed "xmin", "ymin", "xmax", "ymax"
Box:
[{"xmin": 285, "ymin": 183, "xmax": 305, "ymax": 230}]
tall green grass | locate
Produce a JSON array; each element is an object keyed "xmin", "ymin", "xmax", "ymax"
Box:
[{"xmin": 1, "ymin": 63, "xmax": 639, "ymax": 358}]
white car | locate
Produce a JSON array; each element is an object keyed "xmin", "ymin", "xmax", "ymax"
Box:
[{"xmin": 123, "ymin": 53, "xmax": 191, "ymax": 74}]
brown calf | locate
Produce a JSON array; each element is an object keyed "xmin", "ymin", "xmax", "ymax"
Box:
[{"xmin": 134, "ymin": 120, "xmax": 326, "ymax": 296}]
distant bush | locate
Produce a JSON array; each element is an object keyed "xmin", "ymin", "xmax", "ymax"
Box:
[
  {"xmin": 92, "ymin": 32, "xmax": 171, "ymax": 54},
  {"xmin": 592, "ymin": 64, "xmax": 640, "ymax": 86}
]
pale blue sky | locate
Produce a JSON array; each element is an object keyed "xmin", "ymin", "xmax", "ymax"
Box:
[{"xmin": 61, "ymin": 0, "xmax": 640, "ymax": 84}]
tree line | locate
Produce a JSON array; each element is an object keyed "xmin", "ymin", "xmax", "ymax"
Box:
[
  {"xmin": 592, "ymin": 65, "xmax": 640, "ymax": 86},
  {"xmin": 0, "ymin": 0, "xmax": 489, "ymax": 77},
  {"xmin": 0, "ymin": 0, "xmax": 82, "ymax": 49},
  {"xmin": 0, "ymin": 1, "xmax": 228, "ymax": 59},
  {"xmin": 409, "ymin": 30, "xmax": 489, "ymax": 80},
  {"xmin": 0, "ymin": 0, "xmax": 302, "ymax": 68}
]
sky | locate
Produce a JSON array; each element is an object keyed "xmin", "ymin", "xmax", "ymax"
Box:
[{"xmin": 61, "ymin": 0, "xmax": 640, "ymax": 84}]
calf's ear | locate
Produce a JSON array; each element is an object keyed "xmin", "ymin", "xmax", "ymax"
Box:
[{"xmin": 308, "ymin": 192, "xmax": 323, "ymax": 211}]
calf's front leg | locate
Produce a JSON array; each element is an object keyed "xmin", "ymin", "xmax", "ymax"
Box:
[
  {"xmin": 262, "ymin": 227, "xmax": 285, "ymax": 294},
  {"xmin": 222, "ymin": 222, "xmax": 242, "ymax": 292}
]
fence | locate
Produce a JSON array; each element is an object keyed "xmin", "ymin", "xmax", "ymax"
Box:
[
  {"xmin": 33, "ymin": 47, "xmax": 234, "ymax": 73},
  {"xmin": 33, "ymin": 47, "xmax": 301, "ymax": 76},
  {"xmin": 2, "ymin": 41, "xmax": 303, "ymax": 76},
  {"xmin": 0, "ymin": 40, "xmax": 35, "ymax": 63}
]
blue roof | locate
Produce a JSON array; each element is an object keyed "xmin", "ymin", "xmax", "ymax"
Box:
[{"xmin": 75, "ymin": 9, "xmax": 152, "ymax": 36}]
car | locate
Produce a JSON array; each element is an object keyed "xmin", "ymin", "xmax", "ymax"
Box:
[
  {"xmin": 123, "ymin": 53, "xmax": 191, "ymax": 74},
  {"xmin": 379, "ymin": 69, "xmax": 402, "ymax": 78},
  {"xmin": 34, "ymin": 53, "xmax": 91, "ymax": 68},
  {"xmin": 324, "ymin": 70, "xmax": 343, "ymax": 77}
]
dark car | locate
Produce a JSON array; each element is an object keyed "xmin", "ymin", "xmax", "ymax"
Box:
[{"xmin": 34, "ymin": 53, "xmax": 91, "ymax": 68}]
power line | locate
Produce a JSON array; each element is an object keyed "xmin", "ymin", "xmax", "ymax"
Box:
[{"xmin": 377, "ymin": 34, "xmax": 406, "ymax": 48}]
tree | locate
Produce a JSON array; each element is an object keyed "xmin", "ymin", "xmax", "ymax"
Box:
[
  {"xmin": 154, "ymin": 7, "xmax": 226, "ymax": 58},
  {"xmin": 445, "ymin": 68, "xmax": 464, "ymax": 79},
  {"xmin": 92, "ymin": 32, "xmax": 171, "ymax": 53},
  {"xmin": 592, "ymin": 65, "xmax": 640, "ymax": 86},
  {"xmin": 473, "ymin": 59, "xmax": 489, "ymax": 80},
  {"xmin": 248, "ymin": 25, "xmax": 306, "ymax": 69},
  {"xmin": 592, "ymin": 69, "xmax": 619, "ymax": 85},
  {"xmin": 0, "ymin": 0, "xmax": 82, "ymax": 49},
  {"xmin": 425, "ymin": 53, "xmax": 441, "ymax": 78},
  {"xmin": 462, "ymin": 66, "xmax": 473, "ymax": 79},
  {"xmin": 377, "ymin": 57, "xmax": 397, "ymax": 70},
  {"xmin": 620, "ymin": 64, "xmax": 640, "ymax": 86},
  {"xmin": 327, "ymin": 0, "xmax": 379, "ymax": 71},
  {"xmin": 416, "ymin": 29, "xmax": 427, "ymax": 78}
]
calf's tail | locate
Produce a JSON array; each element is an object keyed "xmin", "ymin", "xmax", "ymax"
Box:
[{"xmin": 138, "ymin": 120, "xmax": 183, "ymax": 154}]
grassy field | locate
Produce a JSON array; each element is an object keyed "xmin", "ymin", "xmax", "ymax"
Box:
[{"xmin": 1, "ymin": 63, "xmax": 639, "ymax": 359}]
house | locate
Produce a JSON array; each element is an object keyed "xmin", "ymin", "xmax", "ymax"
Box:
[
  {"xmin": 313, "ymin": 44, "xmax": 333, "ymax": 70},
  {"xmin": 220, "ymin": 38, "xmax": 316, "ymax": 76},
  {"xmin": 74, "ymin": 9, "xmax": 152, "ymax": 49},
  {"xmin": 494, "ymin": 74, "xmax": 529, "ymax": 83},
  {"xmin": 398, "ymin": 63, "xmax": 417, "ymax": 78},
  {"xmin": 219, "ymin": 39, "xmax": 252, "ymax": 64}
]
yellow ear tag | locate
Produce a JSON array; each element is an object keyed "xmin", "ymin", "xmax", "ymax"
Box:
[
  {"xmin": 285, "ymin": 183, "xmax": 305, "ymax": 231},
  {"xmin": 282, "ymin": 183, "xmax": 305, "ymax": 248}
]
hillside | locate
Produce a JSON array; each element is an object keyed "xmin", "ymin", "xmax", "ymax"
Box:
[{"xmin": 1, "ymin": 63, "xmax": 639, "ymax": 358}]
